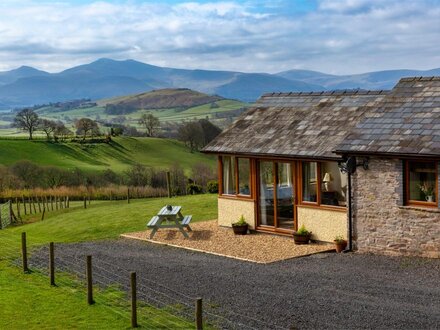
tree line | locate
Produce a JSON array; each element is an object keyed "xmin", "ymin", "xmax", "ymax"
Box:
[
  {"xmin": 0, "ymin": 160, "xmax": 217, "ymax": 195},
  {"xmin": 12, "ymin": 109, "xmax": 222, "ymax": 152}
]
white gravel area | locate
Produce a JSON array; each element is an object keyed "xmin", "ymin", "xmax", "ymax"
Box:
[{"xmin": 122, "ymin": 220, "xmax": 334, "ymax": 263}]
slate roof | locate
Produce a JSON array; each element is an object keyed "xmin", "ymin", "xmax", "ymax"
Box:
[
  {"xmin": 203, "ymin": 90, "xmax": 388, "ymax": 160},
  {"xmin": 335, "ymin": 77, "xmax": 440, "ymax": 157}
]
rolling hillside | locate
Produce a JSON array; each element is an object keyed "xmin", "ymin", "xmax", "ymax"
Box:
[
  {"xmin": 277, "ymin": 68, "xmax": 440, "ymax": 90},
  {"xmin": 0, "ymin": 58, "xmax": 322, "ymax": 108},
  {"xmin": 100, "ymin": 88, "xmax": 223, "ymax": 109},
  {"xmin": 0, "ymin": 137, "xmax": 214, "ymax": 173},
  {"xmin": 1, "ymin": 58, "xmax": 438, "ymax": 108},
  {"xmin": 30, "ymin": 88, "xmax": 247, "ymax": 130}
]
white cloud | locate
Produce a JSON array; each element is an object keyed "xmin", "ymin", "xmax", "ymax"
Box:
[{"xmin": 0, "ymin": 0, "xmax": 438, "ymax": 74}]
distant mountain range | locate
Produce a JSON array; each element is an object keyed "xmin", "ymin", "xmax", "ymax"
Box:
[{"xmin": 0, "ymin": 58, "xmax": 439, "ymax": 109}]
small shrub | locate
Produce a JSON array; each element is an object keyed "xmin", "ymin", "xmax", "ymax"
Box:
[
  {"xmin": 334, "ymin": 235, "xmax": 346, "ymax": 243},
  {"xmin": 296, "ymin": 224, "xmax": 310, "ymax": 236},
  {"xmin": 186, "ymin": 183, "xmax": 203, "ymax": 195},
  {"xmin": 232, "ymin": 214, "xmax": 247, "ymax": 226},
  {"xmin": 207, "ymin": 180, "xmax": 219, "ymax": 193}
]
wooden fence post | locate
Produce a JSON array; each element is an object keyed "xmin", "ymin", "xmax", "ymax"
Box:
[
  {"xmin": 49, "ymin": 242, "xmax": 55, "ymax": 286},
  {"xmin": 37, "ymin": 196, "xmax": 42, "ymax": 213},
  {"xmin": 41, "ymin": 206, "xmax": 46, "ymax": 221},
  {"xmin": 127, "ymin": 188, "xmax": 130, "ymax": 204},
  {"xmin": 67, "ymin": 196, "xmax": 70, "ymax": 208},
  {"xmin": 130, "ymin": 272, "xmax": 138, "ymax": 328},
  {"xmin": 86, "ymin": 256, "xmax": 94, "ymax": 305},
  {"xmin": 195, "ymin": 298, "xmax": 203, "ymax": 330},
  {"xmin": 83, "ymin": 197, "xmax": 87, "ymax": 209},
  {"xmin": 28, "ymin": 197, "xmax": 32, "ymax": 214},
  {"xmin": 21, "ymin": 232, "xmax": 29, "ymax": 273},
  {"xmin": 16, "ymin": 198, "xmax": 21, "ymax": 220},
  {"xmin": 166, "ymin": 171, "xmax": 172, "ymax": 198},
  {"xmin": 22, "ymin": 195, "xmax": 27, "ymax": 215},
  {"xmin": 8, "ymin": 200, "xmax": 13, "ymax": 224},
  {"xmin": 32, "ymin": 197, "xmax": 36, "ymax": 214}
]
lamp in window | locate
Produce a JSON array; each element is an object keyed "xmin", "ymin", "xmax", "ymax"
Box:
[{"xmin": 323, "ymin": 172, "xmax": 332, "ymax": 191}]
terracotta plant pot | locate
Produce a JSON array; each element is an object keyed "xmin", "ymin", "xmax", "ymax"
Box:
[
  {"xmin": 334, "ymin": 240, "xmax": 347, "ymax": 253},
  {"xmin": 232, "ymin": 224, "xmax": 248, "ymax": 235},
  {"xmin": 293, "ymin": 233, "xmax": 311, "ymax": 245}
]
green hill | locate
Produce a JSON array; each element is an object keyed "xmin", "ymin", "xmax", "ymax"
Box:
[
  {"xmin": 29, "ymin": 88, "xmax": 247, "ymax": 129},
  {"xmin": 0, "ymin": 137, "xmax": 214, "ymax": 173},
  {"xmin": 100, "ymin": 88, "xmax": 224, "ymax": 109}
]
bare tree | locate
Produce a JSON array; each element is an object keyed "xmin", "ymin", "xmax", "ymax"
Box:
[
  {"xmin": 13, "ymin": 109, "xmax": 39, "ymax": 140},
  {"xmin": 54, "ymin": 122, "xmax": 72, "ymax": 142},
  {"xmin": 38, "ymin": 119, "xmax": 58, "ymax": 140},
  {"xmin": 177, "ymin": 121, "xmax": 204, "ymax": 152},
  {"xmin": 177, "ymin": 119, "xmax": 222, "ymax": 152},
  {"xmin": 138, "ymin": 113, "xmax": 160, "ymax": 137},
  {"xmin": 75, "ymin": 118, "xmax": 99, "ymax": 140}
]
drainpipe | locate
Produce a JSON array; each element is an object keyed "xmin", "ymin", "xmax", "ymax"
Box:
[{"xmin": 346, "ymin": 171, "xmax": 353, "ymax": 252}]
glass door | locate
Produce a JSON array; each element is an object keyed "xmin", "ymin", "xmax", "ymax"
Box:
[
  {"xmin": 258, "ymin": 161, "xmax": 295, "ymax": 231},
  {"xmin": 259, "ymin": 161, "xmax": 275, "ymax": 226},
  {"xmin": 276, "ymin": 163, "xmax": 294, "ymax": 230}
]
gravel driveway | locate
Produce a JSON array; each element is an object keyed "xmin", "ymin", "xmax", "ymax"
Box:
[{"xmin": 31, "ymin": 239, "xmax": 440, "ymax": 329}]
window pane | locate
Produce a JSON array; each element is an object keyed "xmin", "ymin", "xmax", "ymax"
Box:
[
  {"xmin": 302, "ymin": 162, "xmax": 317, "ymax": 202},
  {"xmin": 259, "ymin": 161, "xmax": 274, "ymax": 226},
  {"xmin": 238, "ymin": 158, "xmax": 250, "ymax": 195},
  {"xmin": 409, "ymin": 162, "xmax": 437, "ymax": 203},
  {"xmin": 222, "ymin": 156, "xmax": 236, "ymax": 194},
  {"xmin": 277, "ymin": 163, "xmax": 294, "ymax": 229},
  {"xmin": 321, "ymin": 161, "xmax": 347, "ymax": 207}
]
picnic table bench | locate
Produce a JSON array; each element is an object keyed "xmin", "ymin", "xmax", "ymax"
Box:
[{"xmin": 146, "ymin": 205, "xmax": 192, "ymax": 239}]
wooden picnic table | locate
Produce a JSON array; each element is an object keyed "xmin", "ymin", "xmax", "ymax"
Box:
[{"xmin": 146, "ymin": 205, "xmax": 192, "ymax": 239}]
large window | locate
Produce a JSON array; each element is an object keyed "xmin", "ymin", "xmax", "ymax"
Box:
[
  {"xmin": 221, "ymin": 156, "xmax": 251, "ymax": 197},
  {"xmin": 301, "ymin": 161, "xmax": 347, "ymax": 208},
  {"xmin": 302, "ymin": 162, "xmax": 317, "ymax": 203},
  {"xmin": 320, "ymin": 161, "xmax": 347, "ymax": 207},
  {"xmin": 222, "ymin": 156, "xmax": 236, "ymax": 194},
  {"xmin": 406, "ymin": 161, "xmax": 438, "ymax": 206},
  {"xmin": 238, "ymin": 158, "xmax": 251, "ymax": 195}
]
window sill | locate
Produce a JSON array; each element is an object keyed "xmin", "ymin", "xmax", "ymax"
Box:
[
  {"xmin": 398, "ymin": 205, "xmax": 440, "ymax": 213},
  {"xmin": 219, "ymin": 195, "xmax": 254, "ymax": 202},
  {"xmin": 297, "ymin": 203, "xmax": 347, "ymax": 212}
]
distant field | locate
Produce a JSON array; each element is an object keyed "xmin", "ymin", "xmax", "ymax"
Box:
[
  {"xmin": 34, "ymin": 99, "xmax": 246, "ymax": 129},
  {"xmin": 0, "ymin": 136, "xmax": 214, "ymax": 173}
]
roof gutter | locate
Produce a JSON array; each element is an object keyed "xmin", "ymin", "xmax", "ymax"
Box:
[
  {"xmin": 334, "ymin": 149, "xmax": 440, "ymax": 160},
  {"xmin": 202, "ymin": 150, "xmax": 344, "ymax": 161}
]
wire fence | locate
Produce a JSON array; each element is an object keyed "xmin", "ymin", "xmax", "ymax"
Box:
[{"xmin": 0, "ymin": 229, "xmax": 283, "ymax": 329}]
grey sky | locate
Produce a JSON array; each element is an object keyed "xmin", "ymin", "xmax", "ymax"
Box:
[{"xmin": 0, "ymin": 0, "xmax": 439, "ymax": 74}]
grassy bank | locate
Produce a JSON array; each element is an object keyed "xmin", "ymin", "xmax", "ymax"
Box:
[
  {"xmin": 0, "ymin": 136, "xmax": 214, "ymax": 173},
  {"xmin": 0, "ymin": 194, "xmax": 217, "ymax": 329}
]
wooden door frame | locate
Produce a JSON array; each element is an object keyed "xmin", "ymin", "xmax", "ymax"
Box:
[{"xmin": 256, "ymin": 159, "xmax": 297, "ymax": 234}]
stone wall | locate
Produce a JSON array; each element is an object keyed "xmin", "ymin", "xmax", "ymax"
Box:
[
  {"xmin": 352, "ymin": 158, "xmax": 440, "ymax": 258},
  {"xmin": 297, "ymin": 206, "xmax": 347, "ymax": 242},
  {"xmin": 218, "ymin": 197, "xmax": 255, "ymax": 229}
]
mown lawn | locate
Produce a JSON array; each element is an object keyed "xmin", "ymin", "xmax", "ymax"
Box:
[{"xmin": 0, "ymin": 194, "xmax": 218, "ymax": 329}]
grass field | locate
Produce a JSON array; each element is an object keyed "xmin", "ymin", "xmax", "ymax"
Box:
[
  {"xmin": 0, "ymin": 136, "xmax": 214, "ymax": 173},
  {"xmin": 0, "ymin": 194, "xmax": 218, "ymax": 329},
  {"xmin": 34, "ymin": 99, "xmax": 246, "ymax": 128}
]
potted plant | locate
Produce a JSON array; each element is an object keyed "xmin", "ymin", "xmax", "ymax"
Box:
[
  {"xmin": 293, "ymin": 224, "xmax": 312, "ymax": 244},
  {"xmin": 232, "ymin": 215, "xmax": 249, "ymax": 235},
  {"xmin": 334, "ymin": 235, "xmax": 348, "ymax": 253},
  {"xmin": 419, "ymin": 182, "xmax": 435, "ymax": 202}
]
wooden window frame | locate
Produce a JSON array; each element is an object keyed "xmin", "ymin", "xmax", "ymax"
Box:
[
  {"xmin": 298, "ymin": 160, "xmax": 346, "ymax": 211},
  {"xmin": 219, "ymin": 155, "xmax": 253, "ymax": 199},
  {"xmin": 405, "ymin": 160, "xmax": 438, "ymax": 208}
]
